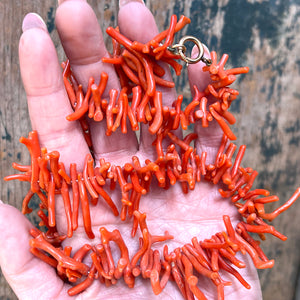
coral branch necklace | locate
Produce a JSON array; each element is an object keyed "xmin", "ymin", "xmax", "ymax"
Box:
[{"xmin": 4, "ymin": 14, "xmax": 300, "ymax": 299}]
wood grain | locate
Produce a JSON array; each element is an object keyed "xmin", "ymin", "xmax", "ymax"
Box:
[{"xmin": 0, "ymin": 0, "xmax": 299, "ymax": 299}]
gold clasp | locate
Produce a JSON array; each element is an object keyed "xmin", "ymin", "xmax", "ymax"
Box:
[{"xmin": 168, "ymin": 36, "xmax": 212, "ymax": 66}]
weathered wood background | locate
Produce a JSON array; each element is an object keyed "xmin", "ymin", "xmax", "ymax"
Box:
[{"xmin": 0, "ymin": 0, "xmax": 299, "ymax": 299}]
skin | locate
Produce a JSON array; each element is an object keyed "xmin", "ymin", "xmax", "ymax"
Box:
[{"xmin": 0, "ymin": 0, "xmax": 263, "ymax": 299}]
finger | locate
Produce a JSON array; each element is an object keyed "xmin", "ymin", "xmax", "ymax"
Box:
[
  {"xmin": 188, "ymin": 45, "xmax": 224, "ymax": 163},
  {"xmin": 19, "ymin": 13, "xmax": 89, "ymax": 169},
  {"xmin": 55, "ymin": 0, "xmax": 138, "ymax": 161},
  {"xmin": 0, "ymin": 201, "xmax": 70, "ymax": 299},
  {"xmin": 118, "ymin": 0, "xmax": 177, "ymax": 155}
]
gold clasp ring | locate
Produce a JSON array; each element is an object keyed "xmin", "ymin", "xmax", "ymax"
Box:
[{"xmin": 168, "ymin": 36, "xmax": 212, "ymax": 66}]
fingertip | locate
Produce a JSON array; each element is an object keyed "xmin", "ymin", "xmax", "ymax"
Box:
[
  {"xmin": 55, "ymin": 0, "xmax": 105, "ymax": 64},
  {"xmin": 19, "ymin": 18, "xmax": 90, "ymax": 167},
  {"xmin": 19, "ymin": 26, "xmax": 63, "ymax": 97},
  {"xmin": 118, "ymin": 1, "xmax": 158, "ymax": 43},
  {"xmin": 188, "ymin": 44, "xmax": 212, "ymax": 95},
  {"xmin": 55, "ymin": 0, "xmax": 113, "ymax": 88},
  {"xmin": 188, "ymin": 44, "xmax": 224, "ymax": 155},
  {"xmin": 58, "ymin": 0, "xmax": 86, "ymax": 5},
  {"xmin": 191, "ymin": 43, "xmax": 210, "ymax": 59}
]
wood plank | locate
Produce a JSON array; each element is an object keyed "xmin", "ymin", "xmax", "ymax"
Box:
[{"xmin": 0, "ymin": 0, "xmax": 299, "ymax": 299}]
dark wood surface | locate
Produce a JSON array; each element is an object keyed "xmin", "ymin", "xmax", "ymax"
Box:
[{"xmin": 0, "ymin": 0, "xmax": 299, "ymax": 299}]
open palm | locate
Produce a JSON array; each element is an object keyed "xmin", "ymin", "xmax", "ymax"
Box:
[{"xmin": 0, "ymin": 0, "xmax": 262, "ymax": 299}]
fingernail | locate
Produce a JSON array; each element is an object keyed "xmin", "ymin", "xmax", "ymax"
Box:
[
  {"xmin": 22, "ymin": 13, "xmax": 47, "ymax": 32},
  {"xmin": 119, "ymin": 0, "xmax": 145, "ymax": 8}
]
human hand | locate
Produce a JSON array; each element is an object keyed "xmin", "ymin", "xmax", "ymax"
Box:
[{"xmin": 0, "ymin": 0, "xmax": 264, "ymax": 299}]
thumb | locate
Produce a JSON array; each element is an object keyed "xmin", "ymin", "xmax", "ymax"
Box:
[{"xmin": 0, "ymin": 201, "xmax": 69, "ymax": 299}]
